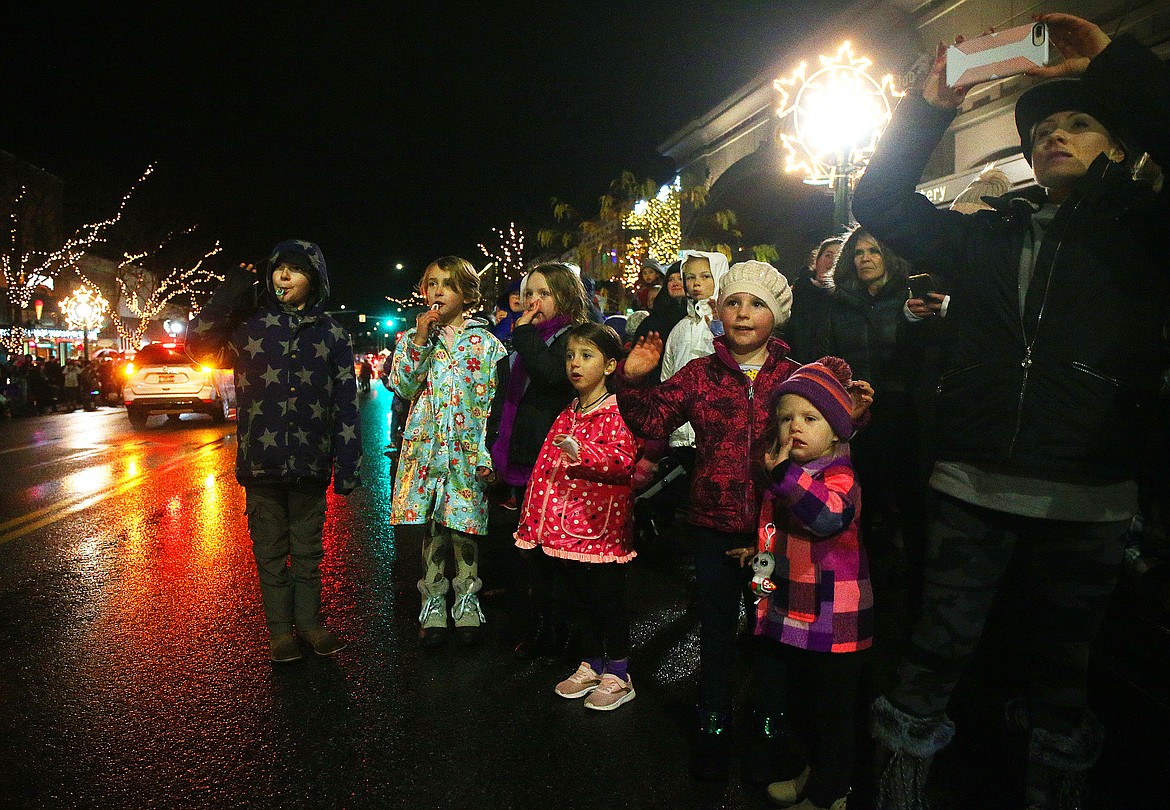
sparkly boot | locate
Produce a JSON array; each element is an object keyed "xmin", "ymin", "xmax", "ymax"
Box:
[
  {"xmin": 744, "ymin": 713, "xmax": 805, "ymax": 786},
  {"xmin": 451, "ymin": 576, "xmax": 486, "ymax": 646},
  {"xmin": 691, "ymin": 709, "xmax": 732, "ymax": 782},
  {"xmin": 417, "ymin": 578, "xmax": 450, "ymax": 648},
  {"xmin": 871, "ymin": 695, "xmax": 954, "ymax": 810}
]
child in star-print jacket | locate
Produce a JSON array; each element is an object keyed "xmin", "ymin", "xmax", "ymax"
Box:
[{"xmin": 188, "ymin": 239, "xmax": 361, "ymax": 664}]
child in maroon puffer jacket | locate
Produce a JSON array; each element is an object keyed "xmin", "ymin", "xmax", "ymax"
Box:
[{"xmin": 618, "ymin": 261, "xmax": 873, "ymax": 784}]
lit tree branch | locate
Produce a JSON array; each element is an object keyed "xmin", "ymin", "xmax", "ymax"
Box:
[
  {"xmin": 102, "ymin": 228, "xmax": 224, "ymax": 350},
  {"xmin": 2, "ymin": 166, "xmax": 154, "ymax": 352}
]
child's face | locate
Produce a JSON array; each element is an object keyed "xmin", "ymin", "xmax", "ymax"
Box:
[
  {"xmin": 272, "ymin": 263, "xmax": 312, "ymax": 310},
  {"xmin": 508, "ymin": 292, "xmax": 523, "ymax": 313},
  {"xmin": 565, "ymin": 337, "xmax": 615, "ymax": 395},
  {"xmin": 682, "ymin": 257, "xmax": 715, "ymax": 301},
  {"xmin": 718, "ymin": 292, "xmax": 774, "ymax": 355},
  {"xmin": 776, "ymin": 393, "xmax": 839, "ymax": 464},
  {"xmin": 523, "ymin": 272, "xmax": 558, "ymax": 324},
  {"xmin": 423, "ymin": 266, "xmax": 466, "ymax": 322},
  {"xmin": 814, "ymin": 244, "xmax": 840, "ymax": 282},
  {"xmin": 640, "ymin": 266, "xmax": 661, "ymax": 285}
]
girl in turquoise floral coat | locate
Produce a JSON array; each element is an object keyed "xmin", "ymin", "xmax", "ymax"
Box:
[{"xmin": 389, "ymin": 256, "xmax": 506, "ymax": 647}]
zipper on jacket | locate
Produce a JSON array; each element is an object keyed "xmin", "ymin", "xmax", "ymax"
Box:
[
  {"xmin": 1006, "ymin": 168, "xmax": 1097, "ymax": 458},
  {"xmin": 935, "ymin": 361, "xmax": 988, "ymax": 395},
  {"xmin": 534, "ymin": 408, "xmax": 577, "ymax": 544},
  {"xmin": 1071, "ymin": 361, "xmax": 1121, "ymax": 386},
  {"xmin": 744, "ymin": 374, "xmax": 755, "ymax": 526}
]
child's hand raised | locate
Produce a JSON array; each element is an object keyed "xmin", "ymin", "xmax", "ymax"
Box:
[
  {"xmin": 475, "ymin": 466, "xmax": 497, "ymax": 483},
  {"xmin": 624, "ymin": 332, "xmax": 663, "ymax": 380},
  {"xmin": 413, "ymin": 306, "xmax": 441, "ymax": 346},
  {"xmin": 847, "ymin": 379, "xmax": 875, "ymax": 421},
  {"xmin": 515, "ymin": 299, "xmax": 542, "ymax": 327},
  {"xmin": 764, "ymin": 437, "xmax": 792, "ymax": 471}
]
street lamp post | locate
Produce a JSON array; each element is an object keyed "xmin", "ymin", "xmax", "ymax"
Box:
[
  {"xmin": 774, "ymin": 42, "xmax": 903, "ymax": 229},
  {"xmin": 61, "ymin": 288, "xmax": 109, "ymax": 364},
  {"xmin": 77, "ymin": 302, "xmax": 91, "ymax": 363}
]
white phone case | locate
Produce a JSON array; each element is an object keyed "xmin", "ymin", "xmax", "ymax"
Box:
[{"xmin": 946, "ymin": 22, "xmax": 1050, "ymax": 88}]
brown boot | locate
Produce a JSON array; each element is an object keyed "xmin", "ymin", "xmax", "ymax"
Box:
[
  {"xmin": 301, "ymin": 626, "xmax": 347, "ymax": 656},
  {"xmin": 269, "ymin": 632, "xmax": 302, "ymax": 663}
]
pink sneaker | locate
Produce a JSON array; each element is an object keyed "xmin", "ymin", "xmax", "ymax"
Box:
[
  {"xmin": 555, "ymin": 662, "xmax": 602, "ymax": 699},
  {"xmin": 583, "ymin": 673, "xmax": 635, "ymax": 711}
]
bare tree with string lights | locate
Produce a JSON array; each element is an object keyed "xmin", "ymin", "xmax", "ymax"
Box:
[
  {"xmin": 91, "ymin": 226, "xmax": 224, "ymax": 350},
  {"xmin": 1, "ymin": 166, "xmax": 154, "ymax": 352},
  {"xmin": 477, "ymin": 221, "xmax": 526, "ymax": 311}
]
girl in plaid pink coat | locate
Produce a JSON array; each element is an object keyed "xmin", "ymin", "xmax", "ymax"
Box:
[{"xmin": 733, "ymin": 357, "xmax": 872, "ymax": 810}]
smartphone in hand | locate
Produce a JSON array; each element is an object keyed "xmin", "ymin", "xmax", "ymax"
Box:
[
  {"xmin": 946, "ymin": 22, "xmax": 1051, "ymax": 88},
  {"xmin": 907, "ymin": 273, "xmax": 935, "ymax": 300}
]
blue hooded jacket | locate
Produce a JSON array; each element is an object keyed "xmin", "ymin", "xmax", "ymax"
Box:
[{"xmin": 188, "ymin": 240, "xmax": 362, "ymax": 493}]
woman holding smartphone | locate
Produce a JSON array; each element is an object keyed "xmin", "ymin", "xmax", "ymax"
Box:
[{"xmin": 854, "ymin": 13, "xmax": 1170, "ymax": 809}]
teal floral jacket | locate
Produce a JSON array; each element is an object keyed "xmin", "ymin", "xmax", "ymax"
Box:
[{"xmin": 388, "ymin": 318, "xmax": 505, "ymax": 534}]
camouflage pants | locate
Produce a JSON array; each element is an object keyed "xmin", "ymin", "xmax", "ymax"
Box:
[{"xmin": 890, "ymin": 492, "xmax": 1127, "ymax": 736}]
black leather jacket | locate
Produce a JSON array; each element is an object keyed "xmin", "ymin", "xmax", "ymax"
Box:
[{"xmin": 853, "ymin": 36, "xmax": 1170, "ymax": 484}]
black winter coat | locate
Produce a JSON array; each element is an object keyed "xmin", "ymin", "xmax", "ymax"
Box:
[
  {"xmin": 784, "ymin": 275, "xmax": 834, "ymax": 364},
  {"xmin": 852, "ymin": 35, "xmax": 1170, "ymax": 484},
  {"xmin": 815, "ymin": 281, "xmax": 913, "ymax": 397},
  {"xmin": 488, "ymin": 323, "xmax": 576, "ymax": 473}
]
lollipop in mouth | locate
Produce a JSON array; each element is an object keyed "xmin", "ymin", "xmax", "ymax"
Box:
[{"xmin": 275, "ymin": 288, "xmax": 287, "ymax": 298}]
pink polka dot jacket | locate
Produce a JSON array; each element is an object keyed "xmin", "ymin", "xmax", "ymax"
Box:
[{"xmin": 514, "ymin": 394, "xmax": 640, "ymax": 563}]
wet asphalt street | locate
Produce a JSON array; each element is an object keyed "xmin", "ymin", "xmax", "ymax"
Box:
[{"xmin": 0, "ymin": 388, "xmax": 1166, "ymax": 809}]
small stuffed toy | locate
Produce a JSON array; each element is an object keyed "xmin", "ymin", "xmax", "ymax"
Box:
[{"xmin": 749, "ymin": 551, "xmax": 776, "ymax": 599}]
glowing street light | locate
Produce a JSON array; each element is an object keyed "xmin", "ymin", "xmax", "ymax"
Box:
[
  {"xmin": 774, "ymin": 41, "xmax": 903, "ymax": 226},
  {"xmin": 61, "ymin": 287, "xmax": 109, "ymax": 363}
]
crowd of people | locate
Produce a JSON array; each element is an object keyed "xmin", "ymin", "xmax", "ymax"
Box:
[
  {"xmin": 0, "ymin": 353, "xmax": 122, "ymax": 418},
  {"xmin": 75, "ymin": 13, "xmax": 1170, "ymax": 810}
]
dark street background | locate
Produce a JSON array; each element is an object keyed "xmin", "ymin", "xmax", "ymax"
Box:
[{"xmin": 0, "ymin": 390, "xmax": 1166, "ymax": 808}]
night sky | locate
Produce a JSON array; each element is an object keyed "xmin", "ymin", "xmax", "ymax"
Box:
[{"xmin": 3, "ymin": 2, "xmax": 854, "ymax": 312}]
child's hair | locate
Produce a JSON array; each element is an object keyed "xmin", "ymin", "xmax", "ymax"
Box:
[
  {"xmin": 809, "ymin": 236, "xmax": 844, "ymax": 268},
  {"xmin": 419, "ymin": 256, "xmax": 482, "ymax": 308},
  {"xmin": 567, "ymin": 322, "xmax": 625, "ymax": 362},
  {"xmin": 527, "ymin": 262, "xmax": 590, "ymax": 325}
]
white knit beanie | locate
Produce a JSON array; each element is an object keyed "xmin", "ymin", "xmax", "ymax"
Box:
[{"xmin": 718, "ymin": 260, "xmax": 793, "ymax": 326}]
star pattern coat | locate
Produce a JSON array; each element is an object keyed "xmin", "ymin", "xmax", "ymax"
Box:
[
  {"xmin": 388, "ymin": 319, "xmax": 506, "ymax": 535},
  {"xmin": 187, "ymin": 242, "xmax": 362, "ymax": 493}
]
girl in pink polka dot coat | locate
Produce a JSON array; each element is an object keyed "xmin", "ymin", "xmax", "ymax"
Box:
[{"xmin": 515, "ymin": 322, "xmax": 641, "ymax": 711}]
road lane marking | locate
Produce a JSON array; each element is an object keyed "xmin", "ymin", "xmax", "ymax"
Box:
[{"xmin": 0, "ymin": 439, "xmax": 231, "ymax": 546}]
